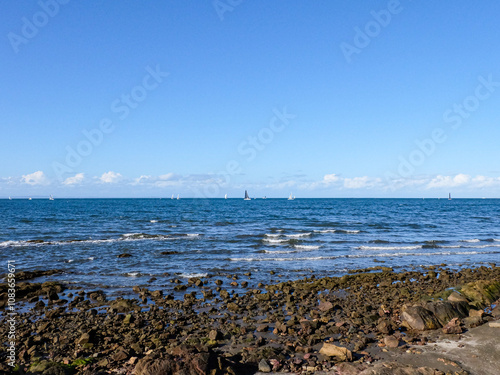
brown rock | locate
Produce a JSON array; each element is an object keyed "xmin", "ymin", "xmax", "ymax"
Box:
[
  {"xmin": 448, "ymin": 291, "xmax": 468, "ymax": 303},
  {"xmin": 442, "ymin": 317, "xmax": 463, "ymax": 334},
  {"xmin": 319, "ymin": 343, "xmax": 353, "ymax": 361},
  {"xmin": 208, "ymin": 329, "xmax": 222, "ymax": 341},
  {"xmin": 401, "ymin": 305, "xmax": 441, "ymax": 331},
  {"xmin": 318, "ymin": 301, "xmax": 333, "ymax": 312},
  {"xmin": 383, "ymin": 335, "xmax": 400, "ymax": 348}
]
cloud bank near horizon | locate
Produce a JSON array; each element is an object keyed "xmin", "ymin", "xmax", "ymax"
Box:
[{"xmin": 2, "ymin": 170, "xmax": 500, "ymax": 197}]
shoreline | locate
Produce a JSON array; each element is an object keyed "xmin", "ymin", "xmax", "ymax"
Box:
[{"xmin": 1, "ymin": 264, "xmax": 499, "ymax": 374}]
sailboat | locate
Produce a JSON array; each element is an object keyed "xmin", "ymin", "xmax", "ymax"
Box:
[
  {"xmin": 177, "ymin": 194, "xmax": 180, "ymax": 200},
  {"xmin": 244, "ymin": 190, "xmax": 251, "ymax": 201},
  {"xmin": 171, "ymin": 194, "xmax": 174, "ymax": 199},
  {"xmin": 288, "ymin": 193, "xmax": 295, "ymax": 200},
  {"xmin": 448, "ymin": 193, "xmax": 452, "ymax": 201},
  {"xmin": 224, "ymin": 194, "xmax": 228, "ymax": 199},
  {"xmin": 28, "ymin": 197, "xmax": 32, "ymax": 200},
  {"xmin": 49, "ymin": 195, "xmax": 54, "ymax": 201},
  {"xmin": 8, "ymin": 196, "xmax": 12, "ymax": 200}
]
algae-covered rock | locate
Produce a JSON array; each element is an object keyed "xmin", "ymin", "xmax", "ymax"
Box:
[{"xmin": 459, "ymin": 280, "xmax": 500, "ymax": 308}]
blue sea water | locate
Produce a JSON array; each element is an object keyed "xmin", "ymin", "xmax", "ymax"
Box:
[{"xmin": 1, "ymin": 198, "xmax": 499, "ymax": 296}]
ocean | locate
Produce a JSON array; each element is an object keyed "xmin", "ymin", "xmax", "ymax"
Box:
[{"xmin": 1, "ymin": 198, "xmax": 499, "ymax": 296}]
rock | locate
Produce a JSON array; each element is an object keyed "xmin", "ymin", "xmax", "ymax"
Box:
[
  {"xmin": 47, "ymin": 289, "xmax": 59, "ymax": 302},
  {"xmin": 377, "ymin": 319, "xmax": 393, "ymax": 334},
  {"xmin": 463, "ymin": 316, "xmax": 483, "ymax": 328},
  {"xmin": 469, "ymin": 309, "xmax": 485, "ymax": 318},
  {"xmin": 424, "ymin": 301, "xmax": 469, "ymax": 325},
  {"xmin": 383, "ymin": 335, "xmax": 399, "ymax": 348},
  {"xmin": 134, "ymin": 357, "xmax": 175, "ymax": 375},
  {"xmin": 123, "ymin": 314, "xmax": 134, "ymax": 325},
  {"xmin": 208, "ymin": 329, "xmax": 222, "ymax": 341},
  {"xmin": 442, "ymin": 317, "xmax": 463, "ymax": 334},
  {"xmin": 160, "ymin": 251, "xmax": 179, "ymax": 255},
  {"xmin": 460, "ymin": 280, "xmax": 500, "ymax": 308},
  {"xmin": 401, "ymin": 305, "xmax": 441, "ymax": 331},
  {"xmin": 258, "ymin": 359, "xmax": 271, "ymax": 373},
  {"xmin": 112, "ymin": 349, "xmax": 129, "ymax": 361},
  {"xmin": 488, "ymin": 321, "xmax": 500, "ymax": 328},
  {"xmin": 357, "ymin": 361, "xmax": 450, "ymax": 374},
  {"xmin": 257, "ymin": 324, "xmax": 269, "ymax": 332},
  {"xmin": 319, "ymin": 301, "xmax": 334, "ymax": 312},
  {"xmin": 117, "ymin": 253, "xmax": 132, "ymax": 258},
  {"xmin": 77, "ymin": 333, "xmax": 90, "ymax": 346},
  {"xmin": 110, "ymin": 298, "xmax": 139, "ymax": 313},
  {"xmin": 319, "ymin": 343, "xmax": 353, "ymax": 361},
  {"xmin": 448, "ymin": 291, "xmax": 468, "ymax": 303}
]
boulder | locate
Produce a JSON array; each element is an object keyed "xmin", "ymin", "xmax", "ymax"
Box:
[
  {"xmin": 401, "ymin": 305, "xmax": 441, "ymax": 331},
  {"xmin": 460, "ymin": 280, "xmax": 500, "ymax": 308},
  {"xmin": 423, "ymin": 301, "xmax": 469, "ymax": 326}
]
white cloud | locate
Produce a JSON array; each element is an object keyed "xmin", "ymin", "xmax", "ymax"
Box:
[
  {"xmin": 21, "ymin": 171, "xmax": 49, "ymax": 185},
  {"xmin": 427, "ymin": 174, "xmax": 471, "ymax": 189},
  {"xmin": 343, "ymin": 176, "xmax": 381, "ymax": 189},
  {"xmin": 99, "ymin": 171, "xmax": 122, "ymax": 184},
  {"xmin": 63, "ymin": 173, "xmax": 85, "ymax": 186},
  {"xmin": 323, "ymin": 174, "xmax": 340, "ymax": 184}
]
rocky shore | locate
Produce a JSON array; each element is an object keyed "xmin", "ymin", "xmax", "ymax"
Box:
[{"xmin": 1, "ymin": 264, "xmax": 499, "ymax": 374}]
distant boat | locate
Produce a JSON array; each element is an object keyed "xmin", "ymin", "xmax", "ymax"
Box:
[
  {"xmin": 288, "ymin": 193, "xmax": 295, "ymax": 200},
  {"xmin": 8, "ymin": 196, "xmax": 12, "ymax": 200},
  {"xmin": 177, "ymin": 194, "xmax": 180, "ymax": 200},
  {"xmin": 244, "ymin": 190, "xmax": 251, "ymax": 201},
  {"xmin": 262, "ymin": 196, "xmax": 267, "ymax": 199},
  {"xmin": 171, "ymin": 194, "xmax": 174, "ymax": 199},
  {"xmin": 448, "ymin": 193, "xmax": 452, "ymax": 201},
  {"xmin": 28, "ymin": 197, "xmax": 32, "ymax": 200},
  {"xmin": 224, "ymin": 194, "xmax": 228, "ymax": 199},
  {"xmin": 49, "ymin": 195, "xmax": 54, "ymax": 201}
]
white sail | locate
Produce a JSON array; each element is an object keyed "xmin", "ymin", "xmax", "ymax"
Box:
[
  {"xmin": 288, "ymin": 193, "xmax": 295, "ymax": 200},
  {"xmin": 225, "ymin": 194, "xmax": 227, "ymax": 199}
]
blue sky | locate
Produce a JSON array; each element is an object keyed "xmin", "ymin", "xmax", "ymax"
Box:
[{"xmin": 2, "ymin": 0, "xmax": 500, "ymax": 198}]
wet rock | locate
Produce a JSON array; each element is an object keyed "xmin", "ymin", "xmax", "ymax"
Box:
[
  {"xmin": 117, "ymin": 253, "xmax": 132, "ymax": 258},
  {"xmin": 160, "ymin": 251, "xmax": 179, "ymax": 255},
  {"xmin": 442, "ymin": 317, "xmax": 463, "ymax": 334},
  {"xmin": 258, "ymin": 359, "xmax": 271, "ymax": 373},
  {"xmin": 110, "ymin": 298, "xmax": 139, "ymax": 313},
  {"xmin": 401, "ymin": 305, "xmax": 441, "ymax": 331},
  {"xmin": 319, "ymin": 343, "xmax": 353, "ymax": 361},
  {"xmin": 47, "ymin": 289, "xmax": 59, "ymax": 302}
]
